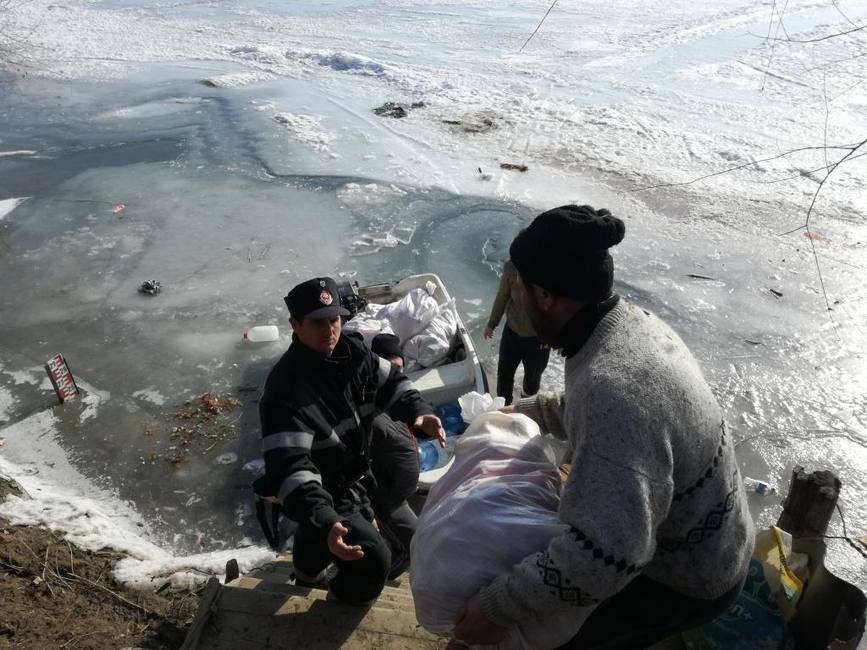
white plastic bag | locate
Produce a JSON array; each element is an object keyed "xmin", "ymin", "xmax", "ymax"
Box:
[
  {"xmin": 403, "ymin": 301, "xmax": 458, "ymax": 368},
  {"xmin": 341, "ymin": 315, "xmax": 394, "ymax": 347},
  {"xmin": 410, "ymin": 412, "xmax": 591, "ymax": 649},
  {"xmin": 374, "ymin": 287, "xmax": 439, "ymax": 342},
  {"xmin": 458, "ymin": 391, "xmax": 506, "ymax": 424}
]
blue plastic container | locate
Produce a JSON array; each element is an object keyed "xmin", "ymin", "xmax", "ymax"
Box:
[
  {"xmin": 434, "ymin": 402, "xmax": 467, "ymax": 437},
  {"xmin": 418, "ymin": 439, "xmax": 441, "ymax": 472}
]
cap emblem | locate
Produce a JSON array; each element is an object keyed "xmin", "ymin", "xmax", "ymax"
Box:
[{"xmin": 319, "ymin": 290, "xmax": 333, "ymax": 305}]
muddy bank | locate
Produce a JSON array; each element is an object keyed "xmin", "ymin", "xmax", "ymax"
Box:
[{"xmin": 0, "ymin": 477, "xmax": 198, "ymax": 649}]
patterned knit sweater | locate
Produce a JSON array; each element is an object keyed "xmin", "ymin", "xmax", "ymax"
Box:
[{"xmin": 479, "ymin": 299, "xmax": 754, "ymax": 626}]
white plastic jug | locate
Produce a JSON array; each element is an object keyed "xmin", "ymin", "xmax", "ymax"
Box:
[{"xmin": 244, "ymin": 325, "xmax": 279, "ymax": 343}]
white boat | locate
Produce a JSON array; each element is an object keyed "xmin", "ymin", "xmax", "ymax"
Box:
[
  {"xmin": 356, "ymin": 273, "xmax": 489, "ymax": 405},
  {"xmin": 356, "ymin": 273, "xmax": 489, "ymax": 491}
]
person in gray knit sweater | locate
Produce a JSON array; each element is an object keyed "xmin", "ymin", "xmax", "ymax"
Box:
[{"xmin": 454, "ymin": 205, "xmax": 754, "ymax": 649}]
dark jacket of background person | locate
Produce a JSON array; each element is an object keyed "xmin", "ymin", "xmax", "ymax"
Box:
[{"xmin": 487, "ymin": 259, "xmax": 536, "ymax": 337}]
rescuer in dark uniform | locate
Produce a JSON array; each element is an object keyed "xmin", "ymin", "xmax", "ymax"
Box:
[{"xmin": 255, "ymin": 277, "xmax": 444, "ymax": 605}]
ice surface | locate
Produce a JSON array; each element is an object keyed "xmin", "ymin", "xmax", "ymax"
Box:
[{"xmin": 1, "ymin": 0, "xmax": 865, "ymax": 591}]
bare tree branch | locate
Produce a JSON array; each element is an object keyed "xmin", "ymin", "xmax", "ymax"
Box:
[
  {"xmin": 761, "ymin": 23, "xmax": 867, "ymax": 44},
  {"xmin": 519, "ymin": 0, "xmax": 560, "ymax": 53},
  {"xmin": 758, "ymin": 150, "xmax": 867, "ymax": 185},
  {"xmin": 805, "ymin": 50, "xmax": 867, "ymax": 73},
  {"xmin": 762, "ymin": 0, "xmax": 792, "ymax": 92},
  {"xmin": 628, "ymin": 142, "xmax": 864, "ymax": 192}
]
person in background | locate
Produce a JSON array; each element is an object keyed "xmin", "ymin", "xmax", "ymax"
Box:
[
  {"xmin": 484, "ymin": 259, "xmax": 550, "ymax": 405},
  {"xmin": 455, "ymin": 205, "xmax": 754, "ymax": 648},
  {"xmin": 371, "ymin": 332, "xmax": 405, "ymax": 370},
  {"xmin": 255, "ymin": 277, "xmax": 444, "ymax": 606}
]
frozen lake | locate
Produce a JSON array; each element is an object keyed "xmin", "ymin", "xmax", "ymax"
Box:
[{"xmin": 1, "ymin": 0, "xmax": 865, "ymax": 590}]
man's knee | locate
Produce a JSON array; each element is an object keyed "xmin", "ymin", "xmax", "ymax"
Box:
[
  {"xmin": 354, "ymin": 526, "xmax": 392, "ymax": 579},
  {"xmin": 329, "ymin": 517, "xmax": 392, "ymax": 604}
]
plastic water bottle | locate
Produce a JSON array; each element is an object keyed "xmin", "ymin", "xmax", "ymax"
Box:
[
  {"xmin": 442, "ymin": 414, "xmax": 466, "ymax": 437},
  {"xmin": 244, "ymin": 325, "xmax": 279, "ymax": 342},
  {"xmin": 743, "ymin": 476, "xmax": 777, "ymax": 496},
  {"xmin": 418, "ymin": 440, "xmax": 440, "ymax": 472},
  {"xmin": 434, "ymin": 403, "xmax": 467, "ymax": 437}
]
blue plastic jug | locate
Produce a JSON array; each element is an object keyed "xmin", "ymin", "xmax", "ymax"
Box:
[
  {"xmin": 434, "ymin": 402, "xmax": 467, "ymax": 437},
  {"xmin": 418, "ymin": 439, "xmax": 440, "ymax": 472}
]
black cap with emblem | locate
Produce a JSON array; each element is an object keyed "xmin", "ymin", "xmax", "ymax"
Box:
[{"xmin": 284, "ymin": 277, "xmax": 351, "ymax": 320}]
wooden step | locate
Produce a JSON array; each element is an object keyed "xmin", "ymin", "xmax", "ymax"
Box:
[
  {"xmin": 194, "ymin": 582, "xmax": 448, "ymax": 649},
  {"xmin": 181, "ymin": 552, "xmax": 454, "ymax": 650},
  {"xmin": 228, "ymin": 576, "xmax": 416, "ymax": 610}
]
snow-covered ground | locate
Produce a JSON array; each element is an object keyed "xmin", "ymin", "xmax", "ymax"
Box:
[{"xmin": 0, "ymin": 0, "xmax": 865, "ymax": 591}]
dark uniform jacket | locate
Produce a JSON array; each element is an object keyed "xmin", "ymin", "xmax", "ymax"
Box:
[{"xmin": 257, "ymin": 332, "xmax": 432, "ymax": 533}]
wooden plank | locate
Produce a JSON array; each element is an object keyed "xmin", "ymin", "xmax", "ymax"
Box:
[
  {"xmin": 197, "ymin": 608, "xmax": 449, "ymax": 650},
  {"xmin": 242, "ymin": 560, "xmax": 414, "ymax": 597},
  {"xmin": 229, "ymin": 576, "xmax": 416, "ymax": 610},
  {"xmin": 251, "ymin": 556, "xmax": 413, "ymax": 593},
  {"xmin": 179, "ymin": 577, "xmax": 223, "ymax": 650},
  {"xmin": 215, "ymin": 586, "xmax": 436, "ymax": 640},
  {"xmin": 193, "ymin": 610, "xmax": 274, "ymax": 650}
]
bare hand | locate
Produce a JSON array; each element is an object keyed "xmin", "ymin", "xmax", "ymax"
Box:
[
  {"xmin": 454, "ymin": 593, "xmax": 508, "ymax": 645},
  {"xmin": 483, "ymin": 326, "xmax": 494, "ymax": 339},
  {"xmin": 500, "ymin": 404, "xmax": 518, "ymax": 414},
  {"xmin": 327, "ymin": 522, "xmax": 364, "ymax": 561},
  {"xmin": 414, "ymin": 414, "xmax": 446, "ymax": 447}
]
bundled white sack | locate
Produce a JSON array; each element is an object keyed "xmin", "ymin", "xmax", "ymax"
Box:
[
  {"xmin": 374, "ymin": 283, "xmax": 439, "ymax": 342},
  {"xmin": 403, "ymin": 300, "xmax": 458, "ymax": 368},
  {"xmin": 341, "ymin": 309, "xmax": 394, "ymax": 347},
  {"xmin": 410, "ymin": 412, "xmax": 592, "ymax": 649},
  {"xmin": 458, "ymin": 391, "xmax": 506, "ymax": 424}
]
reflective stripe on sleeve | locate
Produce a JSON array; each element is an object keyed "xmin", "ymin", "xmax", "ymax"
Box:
[
  {"xmin": 277, "ymin": 470, "xmax": 322, "ymax": 502},
  {"xmin": 313, "ymin": 431, "xmax": 341, "ymax": 450},
  {"xmin": 262, "ymin": 431, "xmax": 314, "ymax": 453}
]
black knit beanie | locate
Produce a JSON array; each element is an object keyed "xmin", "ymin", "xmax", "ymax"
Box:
[
  {"xmin": 509, "ymin": 204, "xmax": 625, "ymax": 302},
  {"xmin": 371, "ymin": 333, "xmax": 404, "ymax": 362}
]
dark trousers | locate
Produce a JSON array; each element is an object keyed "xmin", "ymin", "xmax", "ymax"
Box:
[
  {"xmin": 559, "ymin": 574, "xmax": 746, "ymax": 650},
  {"xmin": 374, "ymin": 502, "xmax": 417, "ymax": 580},
  {"xmin": 293, "ymin": 510, "xmax": 391, "ymax": 605},
  {"xmin": 497, "ymin": 324, "xmax": 550, "ymax": 405},
  {"xmin": 368, "ymin": 414, "xmax": 420, "ymax": 579}
]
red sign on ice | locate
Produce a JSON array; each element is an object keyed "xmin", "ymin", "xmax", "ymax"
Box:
[{"xmin": 45, "ymin": 353, "xmax": 80, "ymax": 403}]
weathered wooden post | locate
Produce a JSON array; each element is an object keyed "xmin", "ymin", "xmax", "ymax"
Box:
[
  {"xmin": 777, "ymin": 467, "xmax": 865, "ymax": 650},
  {"xmin": 776, "ymin": 466, "xmax": 841, "ymax": 539}
]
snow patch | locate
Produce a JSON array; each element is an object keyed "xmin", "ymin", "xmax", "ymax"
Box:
[
  {"xmin": 114, "ymin": 546, "xmax": 274, "ymax": 591},
  {"xmin": 0, "ymin": 197, "xmax": 29, "ymax": 221},
  {"xmin": 201, "ymin": 71, "xmax": 275, "ymax": 88},
  {"xmin": 288, "ymin": 48, "xmax": 395, "ymax": 80},
  {"xmin": 5, "ymin": 369, "xmax": 41, "ymax": 385},
  {"xmin": 0, "ymin": 386, "xmax": 13, "ymax": 422},
  {"xmin": 0, "ymin": 412, "xmax": 274, "ymax": 590},
  {"xmin": 132, "ymin": 388, "xmax": 167, "ymax": 406},
  {"xmin": 273, "ymin": 112, "xmax": 336, "ymax": 154},
  {"xmin": 77, "ymin": 380, "xmax": 110, "ymax": 423},
  {"xmin": 337, "ymin": 182, "xmax": 407, "ymax": 205}
]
